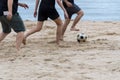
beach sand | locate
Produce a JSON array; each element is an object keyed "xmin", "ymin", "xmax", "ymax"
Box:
[{"xmin": 0, "ymin": 20, "xmax": 120, "ymax": 80}]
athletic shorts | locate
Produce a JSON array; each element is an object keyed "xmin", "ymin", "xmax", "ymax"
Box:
[
  {"xmin": 38, "ymin": 7, "xmax": 59, "ymax": 21},
  {"xmin": 65, "ymin": 4, "xmax": 81, "ymax": 19},
  {"xmin": 0, "ymin": 13, "xmax": 25, "ymax": 33}
]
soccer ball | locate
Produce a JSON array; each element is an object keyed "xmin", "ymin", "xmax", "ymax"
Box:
[{"xmin": 77, "ymin": 33, "xmax": 87, "ymax": 43}]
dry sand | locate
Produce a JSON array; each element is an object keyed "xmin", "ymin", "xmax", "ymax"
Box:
[{"xmin": 0, "ymin": 20, "xmax": 120, "ymax": 80}]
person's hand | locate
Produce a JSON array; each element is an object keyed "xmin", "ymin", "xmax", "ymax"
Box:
[
  {"xmin": 66, "ymin": 2, "xmax": 73, "ymax": 7},
  {"xmin": 20, "ymin": 3, "xmax": 29, "ymax": 9},
  {"xmin": 34, "ymin": 11, "xmax": 37, "ymax": 18},
  {"xmin": 7, "ymin": 12, "xmax": 12, "ymax": 20},
  {"xmin": 64, "ymin": 11, "xmax": 69, "ymax": 19}
]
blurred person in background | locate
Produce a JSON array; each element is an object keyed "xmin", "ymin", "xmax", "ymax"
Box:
[
  {"xmin": 0, "ymin": 0, "xmax": 28, "ymax": 51},
  {"xmin": 23, "ymin": 0, "xmax": 68, "ymax": 45},
  {"xmin": 61, "ymin": 0, "xmax": 84, "ymax": 40}
]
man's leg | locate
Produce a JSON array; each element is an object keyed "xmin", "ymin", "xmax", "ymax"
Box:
[
  {"xmin": 53, "ymin": 17, "xmax": 63, "ymax": 44},
  {"xmin": 16, "ymin": 31, "xmax": 24, "ymax": 51},
  {"xmin": 0, "ymin": 32, "xmax": 9, "ymax": 42},
  {"xmin": 70, "ymin": 10, "xmax": 84, "ymax": 31},
  {"xmin": 23, "ymin": 21, "xmax": 44, "ymax": 45},
  {"xmin": 61, "ymin": 19, "xmax": 70, "ymax": 40}
]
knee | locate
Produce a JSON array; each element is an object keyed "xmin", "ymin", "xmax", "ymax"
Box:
[
  {"xmin": 35, "ymin": 22, "xmax": 43, "ymax": 32},
  {"xmin": 56, "ymin": 21, "xmax": 63, "ymax": 27},
  {"xmin": 35, "ymin": 26, "xmax": 42, "ymax": 32},
  {"xmin": 78, "ymin": 10, "xmax": 84, "ymax": 17},
  {"xmin": 16, "ymin": 32, "xmax": 24, "ymax": 38}
]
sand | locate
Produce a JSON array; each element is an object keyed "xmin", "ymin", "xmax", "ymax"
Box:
[{"xmin": 0, "ymin": 20, "xmax": 120, "ymax": 80}]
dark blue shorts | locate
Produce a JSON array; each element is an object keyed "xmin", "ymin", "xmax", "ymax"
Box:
[{"xmin": 65, "ymin": 4, "xmax": 81, "ymax": 19}]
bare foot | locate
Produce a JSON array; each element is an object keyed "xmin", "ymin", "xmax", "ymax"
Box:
[
  {"xmin": 22, "ymin": 38, "xmax": 26, "ymax": 45},
  {"xmin": 60, "ymin": 37, "xmax": 64, "ymax": 41},
  {"xmin": 70, "ymin": 28, "xmax": 79, "ymax": 31},
  {"xmin": 60, "ymin": 38, "xmax": 64, "ymax": 41}
]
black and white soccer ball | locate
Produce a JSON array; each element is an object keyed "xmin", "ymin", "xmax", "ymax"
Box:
[{"xmin": 77, "ymin": 33, "xmax": 87, "ymax": 43}]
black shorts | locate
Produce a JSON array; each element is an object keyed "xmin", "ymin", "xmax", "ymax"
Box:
[
  {"xmin": 38, "ymin": 7, "xmax": 59, "ymax": 21},
  {"xmin": 0, "ymin": 13, "xmax": 25, "ymax": 33},
  {"xmin": 65, "ymin": 4, "xmax": 81, "ymax": 19}
]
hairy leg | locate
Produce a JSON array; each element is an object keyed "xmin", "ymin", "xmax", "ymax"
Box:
[
  {"xmin": 0, "ymin": 32, "xmax": 9, "ymax": 42},
  {"xmin": 61, "ymin": 19, "xmax": 70, "ymax": 40},
  {"xmin": 71, "ymin": 10, "xmax": 84, "ymax": 31},
  {"xmin": 54, "ymin": 17, "xmax": 63, "ymax": 44},
  {"xmin": 16, "ymin": 32, "xmax": 24, "ymax": 51},
  {"xmin": 23, "ymin": 21, "xmax": 44, "ymax": 45}
]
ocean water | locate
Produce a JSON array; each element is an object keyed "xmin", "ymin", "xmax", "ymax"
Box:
[{"xmin": 18, "ymin": 0, "xmax": 120, "ymax": 21}]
